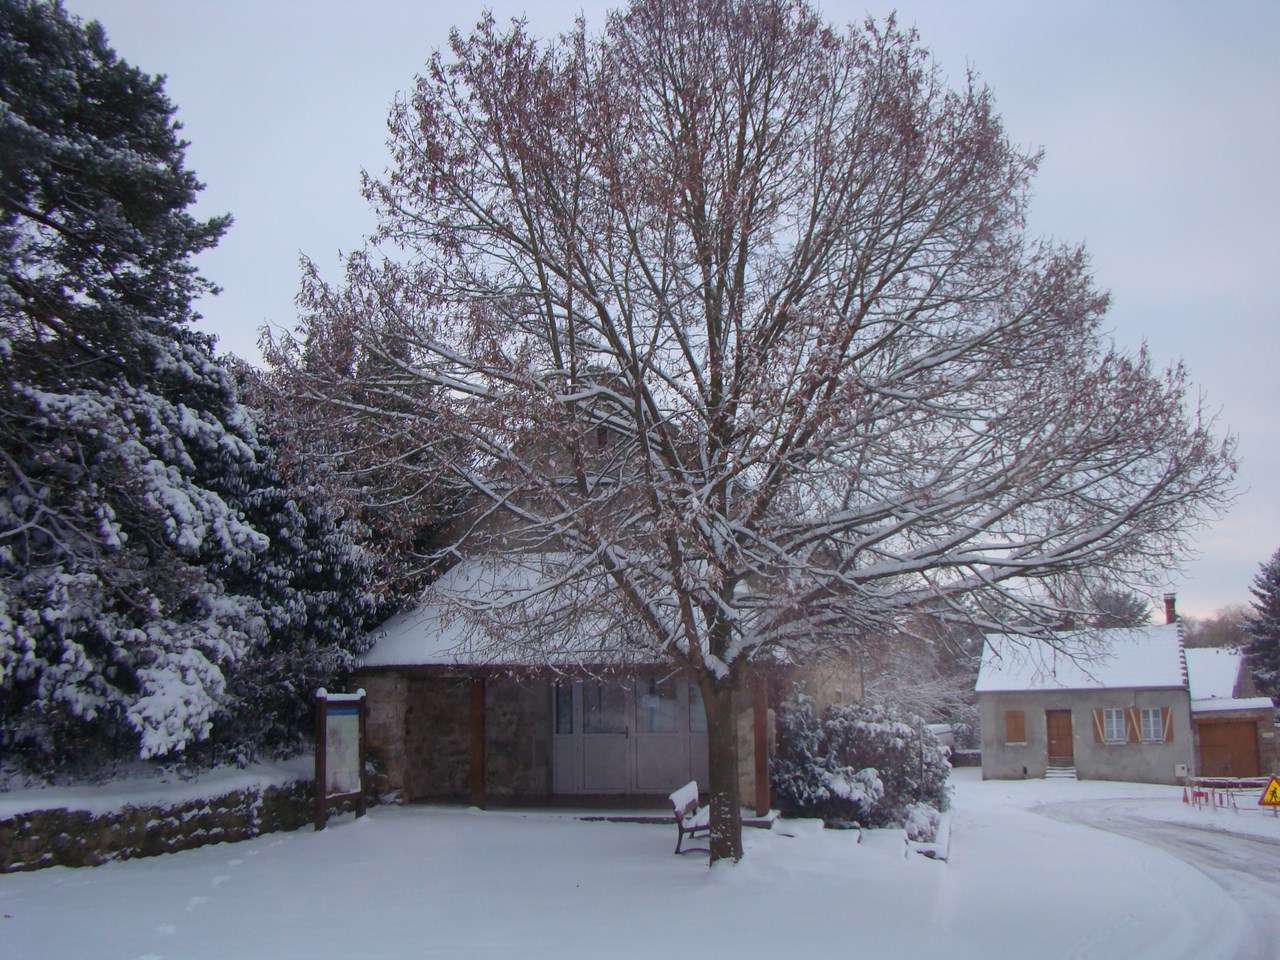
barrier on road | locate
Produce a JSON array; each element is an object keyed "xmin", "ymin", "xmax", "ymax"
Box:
[{"xmin": 1183, "ymin": 776, "xmax": 1273, "ymax": 814}]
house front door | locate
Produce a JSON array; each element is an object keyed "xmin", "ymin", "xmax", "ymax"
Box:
[{"xmin": 1045, "ymin": 709, "xmax": 1074, "ymax": 765}]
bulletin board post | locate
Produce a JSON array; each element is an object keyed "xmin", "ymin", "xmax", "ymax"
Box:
[{"xmin": 314, "ymin": 688, "xmax": 367, "ymax": 830}]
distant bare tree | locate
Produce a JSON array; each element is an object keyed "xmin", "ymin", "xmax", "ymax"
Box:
[
  {"xmin": 272, "ymin": 0, "xmax": 1235, "ymax": 860},
  {"xmin": 858, "ymin": 630, "xmax": 980, "ymax": 741},
  {"xmin": 1183, "ymin": 603, "xmax": 1251, "ymax": 648}
]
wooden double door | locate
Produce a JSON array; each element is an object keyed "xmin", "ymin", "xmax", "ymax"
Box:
[
  {"xmin": 1197, "ymin": 721, "xmax": 1260, "ymax": 777},
  {"xmin": 552, "ymin": 676, "xmax": 710, "ymax": 795}
]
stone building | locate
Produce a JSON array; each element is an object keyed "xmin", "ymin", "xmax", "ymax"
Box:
[{"xmin": 355, "ymin": 557, "xmax": 776, "ymax": 811}]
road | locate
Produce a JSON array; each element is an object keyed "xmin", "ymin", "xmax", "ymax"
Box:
[{"xmin": 1037, "ymin": 798, "xmax": 1280, "ymax": 960}]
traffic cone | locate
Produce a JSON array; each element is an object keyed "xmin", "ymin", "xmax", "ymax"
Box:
[{"xmin": 1182, "ymin": 788, "xmax": 1189, "ymax": 804}]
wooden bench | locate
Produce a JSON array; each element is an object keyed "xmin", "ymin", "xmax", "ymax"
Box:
[{"xmin": 669, "ymin": 780, "xmax": 710, "ymax": 854}]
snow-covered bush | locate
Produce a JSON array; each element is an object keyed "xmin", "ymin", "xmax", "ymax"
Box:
[
  {"xmin": 771, "ymin": 694, "xmax": 885, "ymax": 822},
  {"xmin": 822, "ymin": 700, "xmax": 951, "ymax": 825},
  {"xmin": 771, "ymin": 691, "xmax": 950, "ymax": 827},
  {"xmin": 903, "ymin": 802, "xmax": 942, "ymax": 843}
]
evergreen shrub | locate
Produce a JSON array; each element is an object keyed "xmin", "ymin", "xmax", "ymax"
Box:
[{"xmin": 771, "ymin": 691, "xmax": 950, "ymax": 827}]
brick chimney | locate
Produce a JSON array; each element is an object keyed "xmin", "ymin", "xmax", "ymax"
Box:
[{"xmin": 1163, "ymin": 593, "xmax": 1177, "ymax": 625}]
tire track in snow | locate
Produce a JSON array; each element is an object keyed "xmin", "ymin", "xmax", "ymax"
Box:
[{"xmin": 1037, "ymin": 799, "xmax": 1280, "ymax": 960}]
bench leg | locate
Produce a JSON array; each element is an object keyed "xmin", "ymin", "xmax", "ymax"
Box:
[{"xmin": 674, "ymin": 824, "xmax": 710, "ymax": 855}]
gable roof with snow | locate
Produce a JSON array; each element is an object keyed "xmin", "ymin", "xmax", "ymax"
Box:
[
  {"xmin": 1184, "ymin": 646, "xmax": 1275, "ymax": 714},
  {"xmin": 360, "ymin": 554, "xmax": 636, "ymax": 669},
  {"xmin": 1184, "ymin": 647, "xmax": 1243, "ymax": 700},
  {"xmin": 975, "ymin": 623, "xmax": 1186, "ymax": 694}
]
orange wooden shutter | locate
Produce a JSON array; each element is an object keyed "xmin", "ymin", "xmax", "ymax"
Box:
[
  {"xmin": 1005, "ymin": 710, "xmax": 1026, "ymax": 744},
  {"xmin": 1127, "ymin": 707, "xmax": 1141, "ymax": 743},
  {"xmin": 1092, "ymin": 709, "xmax": 1104, "ymax": 743},
  {"xmin": 1162, "ymin": 707, "xmax": 1173, "ymax": 743}
]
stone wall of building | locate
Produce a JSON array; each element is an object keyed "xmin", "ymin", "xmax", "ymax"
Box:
[
  {"xmin": 403, "ymin": 676, "xmax": 473, "ymax": 801},
  {"xmin": 979, "ymin": 688, "xmax": 1195, "ymax": 784},
  {"xmin": 736, "ymin": 700, "xmax": 757, "ymax": 804},
  {"xmin": 361, "ymin": 668, "xmax": 771, "ymax": 805},
  {"xmin": 794, "ymin": 658, "xmax": 864, "ymax": 713},
  {"xmin": 484, "ymin": 676, "xmax": 553, "ymax": 800},
  {"xmin": 362, "ymin": 672, "xmax": 409, "ymax": 797},
  {"xmin": 364, "ymin": 672, "xmax": 556, "ymax": 802}
]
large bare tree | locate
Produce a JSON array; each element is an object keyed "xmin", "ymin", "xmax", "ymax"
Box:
[{"xmin": 271, "ymin": 0, "xmax": 1235, "ymax": 861}]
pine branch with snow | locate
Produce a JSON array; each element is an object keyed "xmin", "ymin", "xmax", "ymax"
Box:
[{"xmin": 1243, "ymin": 549, "xmax": 1280, "ymax": 704}]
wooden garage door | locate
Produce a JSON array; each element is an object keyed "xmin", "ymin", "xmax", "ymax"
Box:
[{"xmin": 1197, "ymin": 721, "xmax": 1260, "ymax": 777}]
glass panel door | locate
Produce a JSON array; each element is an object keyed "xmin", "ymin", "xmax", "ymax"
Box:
[
  {"xmin": 636, "ymin": 676, "xmax": 679, "ymax": 733},
  {"xmin": 553, "ymin": 676, "xmax": 710, "ymax": 795},
  {"xmin": 633, "ymin": 676, "xmax": 690, "ymax": 792},
  {"xmin": 552, "ymin": 681, "xmax": 579, "ymax": 793},
  {"xmin": 583, "ymin": 682, "xmax": 628, "ymax": 733},
  {"xmin": 688, "ymin": 682, "xmax": 710, "ymax": 786},
  {"xmin": 581, "ymin": 680, "xmax": 630, "ymax": 792}
]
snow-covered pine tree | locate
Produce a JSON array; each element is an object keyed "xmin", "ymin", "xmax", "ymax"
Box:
[
  {"xmin": 1087, "ymin": 588, "xmax": 1152, "ymax": 628},
  {"xmin": 0, "ymin": 0, "xmax": 375, "ymax": 771},
  {"xmin": 207, "ymin": 377, "xmax": 382, "ymax": 761},
  {"xmin": 1243, "ymin": 549, "xmax": 1280, "ymax": 705}
]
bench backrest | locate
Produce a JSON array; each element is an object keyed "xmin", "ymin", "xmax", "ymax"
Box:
[{"xmin": 669, "ymin": 780, "xmax": 700, "ymax": 817}]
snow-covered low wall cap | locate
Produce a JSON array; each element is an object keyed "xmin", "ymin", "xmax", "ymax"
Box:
[
  {"xmin": 315, "ymin": 689, "xmax": 366, "ymax": 702},
  {"xmin": 1191, "ymin": 696, "xmax": 1275, "ymax": 714}
]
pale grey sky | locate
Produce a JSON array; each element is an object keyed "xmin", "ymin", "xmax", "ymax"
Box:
[{"xmin": 63, "ymin": 0, "xmax": 1280, "ymax": 619}]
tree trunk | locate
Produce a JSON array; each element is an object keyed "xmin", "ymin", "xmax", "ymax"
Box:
[{"xmin": 701, "ymin": 679, "xmax": 744, "ymax": 863}]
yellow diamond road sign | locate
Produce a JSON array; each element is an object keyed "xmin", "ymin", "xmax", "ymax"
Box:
[{"xmin": 1260, "ymin": 776, "xmax": 1280, "ymax": 807}]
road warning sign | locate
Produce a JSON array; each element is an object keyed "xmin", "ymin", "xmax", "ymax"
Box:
[{"xmin": 1260, "ymin": 776, "xmax": 1280, "ymax": 807}]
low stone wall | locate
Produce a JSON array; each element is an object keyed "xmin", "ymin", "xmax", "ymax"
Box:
[
  {"xmin": 950, "ymin": 749, "xmax": 982, "ymax": 768},
  {"xmin": 0, "ymin": 778, "xmax": 317, "ymax": 874}
]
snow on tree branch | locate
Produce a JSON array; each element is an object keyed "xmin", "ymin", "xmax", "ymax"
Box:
[{"xmin": 271, "ymin": 0, "xmax": 1236, "ymax": 860}]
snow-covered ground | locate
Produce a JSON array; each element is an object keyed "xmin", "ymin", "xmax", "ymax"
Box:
[{"xmin": 2, "ymin": 768, "xmax": 1276, "ymax": 960}]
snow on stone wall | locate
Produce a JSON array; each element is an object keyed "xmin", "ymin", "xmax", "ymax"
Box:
[{"xmin": 0, "ymin": 778, "xmax": 321, "ymax": 873}]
